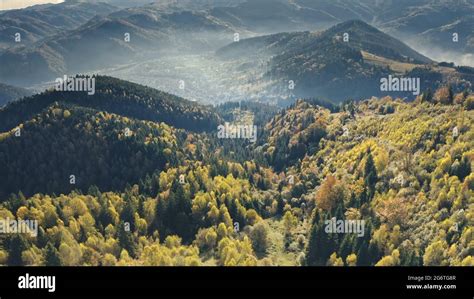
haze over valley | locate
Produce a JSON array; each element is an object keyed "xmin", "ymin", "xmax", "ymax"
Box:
[{"xmin": 1, "ymin": 0, "xmax": 474, "ymax": 106}]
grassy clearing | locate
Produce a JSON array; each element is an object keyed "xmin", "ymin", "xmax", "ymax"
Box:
[{"xmin": 361, "ymin": 51, "xmax": 420, "ymax": 73}]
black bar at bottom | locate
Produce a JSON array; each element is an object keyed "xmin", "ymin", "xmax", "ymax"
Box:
[{"xmin": 0, "ymin": 266, "xmax": 471, "ymax": 298}]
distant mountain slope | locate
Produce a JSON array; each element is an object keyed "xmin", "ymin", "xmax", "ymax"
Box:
[
  {"xmin": 209, "ymin": 0, "xmax": 379, "ymax": 34},
  {"xmin": 378, "ymin": 0, "xmax": 474, "ymax": 36},
  {"xmin": 2, "ymin": 0, "xmax": 473, "ymax": 89},
  {"xmin": 213, "ymin": 0, "xmax": 474, "ymax": 62},
  {"xmin": 95, "ymin": 0, "xmax": 245, "ymax": 10},
  {"xmin": 3, "ymin": 0, "xmax": 473, "ymax": 88},
  {"xmin": 216, "ymin": 31, "xmax": 310, "ymax": 59},
  {"xmin": 209, "ymin": 0, "xmax": 334, "ymax": 33},
  {"xmin": 216, "ymin": 0, "xmax": 474, "ymax": 63},
  {"xmin": 0, "ymin": 1, "xmax": 118, "ymax": 50},
  {"xmin": 371, "ymin": 0, "xmax": 474, "ymax": 64},
  {"xmin": 218, "ymin": 20, "xmax": 431, "ymax": 64},
  {"xmin": 0, "ymin": 75, "xmax": 221, "ymax": 133},
  {"xmin": 217, "ymin": 20, "xmax": 474, "ymax": 102},
  {"xmin": 0, "ymin": 7, "xmax": 239, "ymax": 86},
  {"xmin": 0, "ymin": 82, "xmax": 32, "ymax": 107},
  {"xmin": 417, "ymin": 15, "xmax": 474, "ymax": 54}
]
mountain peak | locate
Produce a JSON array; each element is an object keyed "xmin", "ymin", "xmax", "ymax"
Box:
[
  {"xmin": 336, "ymin": 19, "xmax": 374, "ymax": 28},
  {"xmin": 321, "ymin": 19, "xmax": 432, "ymax": 64},
  {"xmin": 325, "ymin": 19, "xmax": 386, "ymax": 36}
]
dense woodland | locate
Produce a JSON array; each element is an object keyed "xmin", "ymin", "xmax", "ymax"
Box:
[{"xmin": 0, "ymin": 77, "xmax": 472, "ymax": 266}]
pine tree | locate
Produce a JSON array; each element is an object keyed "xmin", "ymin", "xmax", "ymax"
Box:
[
  {"xmin": 421, "ymin": 89, "xmax": 433, "ymax": 103},
  {"xmin": 400, "ymin": 247, "xmax": 419, "ymax": 266},
  {"xmin": 121, "ymin": 195, "xmax": 136, "ymax": 232},
  {"xmin": 364, "ymin": 149, "xmax": 377, "ymax": 199},
  {"xmin": 356, "ymin": 241, "xmax": 370, "ymax": 266},
  {"xmin": 448, "ymin": 85, "xmax": 454, "ymax": 104},
  {"xmin": 44, "ymin": 242, "xmax": 61, "ymax": 266},
  {"xmin": 7, "ymin": 234, "xmax": 29, "ymax": 266},
  {"xmin": 456, "ymin": 156, "xmax": 471, "ymax": 181},
  {"xmin": 118, "ymin": 221, "xmax": 137, "ymax": 258},
  {"xmin": 305, "ymin": 211, "xmax": 335, "ymax": 266}
]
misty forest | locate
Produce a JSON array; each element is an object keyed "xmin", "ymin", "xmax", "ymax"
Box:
[{"xmin": 0, "ymin": 0, "xmax": 473, "ymax": 267}]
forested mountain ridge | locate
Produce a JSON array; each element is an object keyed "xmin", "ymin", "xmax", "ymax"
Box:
[
  {"xmin": 0, "ymin": 102, "xmax": 187, "ymax": 198},
  {"xmin": 213, "ymin": 0, "xmax": 474, "ymax": 61},
  {"xmin": 217, "ymin": 19, "xmax": 431, "ymax": 64},
  {"xmin": 217, "ymin": 20, "xmax": 474, "ymax": 102},
  {"xmin": 0, "ymin": 82, "xmax": 472, "ymax": 266},
  {"xmin": 0, "ymin": 75, "xmax": 223, "ymax": 198},
  {"xmin": 0, "ymin": 76, "xmax": 221, "ymax": 133}
]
